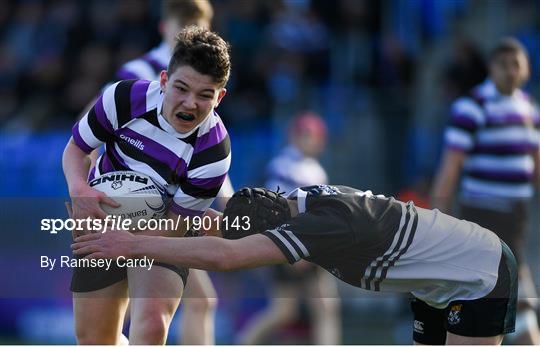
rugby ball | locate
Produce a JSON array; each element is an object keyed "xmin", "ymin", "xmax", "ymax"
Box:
[{"xmin": 89, "ymin": 171, "xmax": 168, "ymax": 222}]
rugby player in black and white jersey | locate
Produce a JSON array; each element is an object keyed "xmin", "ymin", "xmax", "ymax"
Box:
[
  {"xmin": 73, "ymin": 184, "xmax": 519, "ymax": 345},
  {"xmin": 63, "ymin": 26, "xmax": 231, "ymax": 344}
]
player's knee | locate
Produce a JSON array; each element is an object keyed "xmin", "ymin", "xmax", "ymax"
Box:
[
  {"xmin": 268, "ymin": 300, "xmax": 298, "ymax": 322},
  {"xmin": 133, "ymin": 314, "xmax": 169, "ymax": 344},
  {"xmin": 184, "ymin": 296, "xmax": 218, "ymax": 315},
  {"xmin": 312, "ymin": 297, "xmax": 340, "ymax": 314},
  {"xmin": 75, "ymin": 327, "xmax": 118, "ymax": 345}
]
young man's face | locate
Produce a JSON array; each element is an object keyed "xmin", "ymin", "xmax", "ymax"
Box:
[
  {"xmin": 160, "ymin": 65, "xmax": 226, "ymax": 133},
  {"xmin": 489, "ymin": 50, "xmax": 530, "ymax": 94}
]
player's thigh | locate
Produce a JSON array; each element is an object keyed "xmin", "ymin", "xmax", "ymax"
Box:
[
  {"xmin": 183, "ymin": 269, "xmax": 217, "ymax": 299},
  {"xmin": 517, "ymin": 263, "xmax": 538, "ymax": 309},
  {"xmin": 266, "ymin": 285, "xmax": 301, "ymax": 321},
  {"xmin": 306, "ymin": 268, "xmax": 340, "ymax": 312},
  {"xmin": 410, "ymin": 298, "xmax": 447, "ymax": 345},
  {"xmin": 73, "ymin": 279, "xmax": 129, "ymax": 340},
  {"xmin": 127, "ymin": 265, "xmax": 185, "ymax": 320},
  {"xmin": 307, "ymin": 267, "xmax": 339, "ymax": 297},
  {"xmin": 445, "ymin": 332, "xmax": 503, "ymax": 345}
]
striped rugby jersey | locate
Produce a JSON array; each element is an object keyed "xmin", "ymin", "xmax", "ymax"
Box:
[
  {"xmin": 113, "ymin": 42, "xmax": 236, "ymax": 199},
  {"xmin": 116, "ymin": 42, "xmax": 169, "ymax": 80},
  {"xmin": 445, "ymin": 79, "xmax": 540, "ymax": 204},
  {"xmin": 72, "ymin": 79, "xmax": 231, "ymax": 217},
  {"xmin": 263, "ymin": 185, "xmax": 502, "ymax": 308}
]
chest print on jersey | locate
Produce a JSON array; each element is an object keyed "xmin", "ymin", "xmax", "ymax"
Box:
[{"xmin": 119, "ymin": 134, "xmax": 145, "ymax": 151}]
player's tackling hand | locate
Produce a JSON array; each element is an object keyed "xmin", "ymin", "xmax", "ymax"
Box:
[{"xmin": 72, "ymin": 230, "xmax": 136, "ymax": 260}]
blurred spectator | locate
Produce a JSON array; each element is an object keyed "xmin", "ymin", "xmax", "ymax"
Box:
[
  {"xmin": 238, "ymin": 112, "xmax": 341, "ymax": 345},
  {"xmin": 431, "ymin": 37, "xmax": 540, "ymax": 345}
]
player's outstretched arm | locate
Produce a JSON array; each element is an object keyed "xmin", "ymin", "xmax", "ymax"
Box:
[
  {"xmin": 533, "ymin": 147, "xmax": 540, "ymax": 191},
  {"xmin": 72, "ymin": 231, "xmax": 288, "ymax": 271},
  {"xmin": 430, "ymin": 148, "xmax": 466, "ymax": 213}
]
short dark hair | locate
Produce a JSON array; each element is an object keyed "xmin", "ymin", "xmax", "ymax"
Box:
[
  {"xmin": 489, "ymin": 37, "xmax": 529, "ymax": 62},
  {"xmin": 168, "ymin": 26, "xmax": 231, "ymax": 87},
  {"xmin": 162, "ymin": 0, "xmax": 213, "ymax": 26}
]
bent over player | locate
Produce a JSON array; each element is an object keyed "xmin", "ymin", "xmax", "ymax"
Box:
[
  {"xmin": 63, "ymin": 26, "xmax": 231, "ymax": 344},
  {"xmin": 74, "ymin": 185, "xmax": 518, "ymax": 345}
]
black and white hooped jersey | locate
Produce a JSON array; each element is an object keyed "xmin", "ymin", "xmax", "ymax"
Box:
[
  {"xmin": 263, "ymin": 185, "xmax": 502, "ymax": 308},
  {"xmin": 72, "ymin": 80, "xmax": 231, "ymax": 217}
]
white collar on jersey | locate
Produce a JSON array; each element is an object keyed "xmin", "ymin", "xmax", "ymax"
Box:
[
  {"xmin": 287, "ymin": 188, "xmax": 308, "ymax": 213},
  {"xmin": 479, "ymin": 78, "xmax": 523, "ymax": 99}
]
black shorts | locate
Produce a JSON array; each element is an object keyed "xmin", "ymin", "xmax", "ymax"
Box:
[
  {"xmin": 411, "ymin": 242, "xmax": 517, "ymax": 344},
  {"xmin": 460, "ymin": 201, "xmax": 527, "ymax": 264},
  {"xmin": 70, "ymin": 255, "xmax": 188, "ymax": 293}
]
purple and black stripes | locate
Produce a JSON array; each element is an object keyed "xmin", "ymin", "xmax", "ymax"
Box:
[
  {"xmin": 180, "ymin": 173, "xmax": 227, "ymax": 199},
  {"xmin": 72, "ymin": 123, "xmax": 93, "ymax": 154},
  {"xmin": 471, "ymin": 142, "xmax": 538, "ymax": 155},
  {"xmin": 194, "ymin": 121, "xmax": 228, "ymax": 154},
  {"xmin": 130, "ymin": 80, "xmax": 151, "ymax": 117},
  {"xmin": 188, "ymin": 134, "xmax": 231, "ymax": 170},
  {"xmin": 450, "ymin": 113, "xmax": 479, "ymax": 132},
  {"xmin": 117, "ymin": 128, "xmax": 187, "ymax": 173},
  {"xmin": 93, "ymin": 95, "xmax": 114, "ymax": 134},
  {"xmin": 116, "ymin": 68, "xmax": 139, "ymax": 80},
  {"xmin": 466, "ymin": 169, "xmax": 533, "ymax": 183}
]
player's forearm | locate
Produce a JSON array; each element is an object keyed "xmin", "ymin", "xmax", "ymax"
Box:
[
  {"xmin": 430, "ymin": 173, "xmax": 454, "ymax": 212},
  {"xmin": 533, "ymin": 149, "xmax": 540, "ymax": 191},
  {"xmin": 201, "ymin": 208, "xmax": 223, "ymax": 237},
  {"xmin": 430, "ymin": 149, "xmax": 464, "ymax": 213},
  {"xmin": 62, "ymin": 138, "xmax": 92, "ymax": 195},
  {"xmin": 131, "ymin": 235, "xmax": 231, "ymax": 271}
]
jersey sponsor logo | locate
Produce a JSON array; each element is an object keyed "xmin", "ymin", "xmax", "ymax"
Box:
[
  {"xmin": 413, "ymin": 320, "xmax": 424, "ymax": 334},
  {"xmin": 447, "ymin": 304, "xmax": 462, "ymax": 325},
  {"xmin": 119, "ymin": 134, "xmax": 145, "ymax": 150}
]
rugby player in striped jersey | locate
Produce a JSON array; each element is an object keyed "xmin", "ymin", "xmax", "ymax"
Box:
[
  {"xmin": 112, "ymin": 1, "xmax": 224, "ymax": 344},
  {"xmin": 74, "ymin": 185, "xmax": 518, "ymax": 345},
  {"xmin": 63, "ymin": 26, "xmax": 230, "ymax": 345},
  {"xmin": 432, "ymin": 37, "xmax": 540, "ymax": 345}
]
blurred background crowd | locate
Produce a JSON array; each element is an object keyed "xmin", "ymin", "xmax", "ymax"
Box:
[{"xmin": 0, "ymin": 0, "xmax": 539, "ymax": 344}]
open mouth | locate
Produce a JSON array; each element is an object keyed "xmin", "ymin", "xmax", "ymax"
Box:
[{"xmin": 176, "ymin": 112, "xmax": 196, "ymax": 121}]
